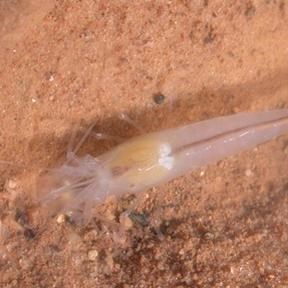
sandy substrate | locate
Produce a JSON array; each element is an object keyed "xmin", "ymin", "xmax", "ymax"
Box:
[{"xmin": 0, "ymin": 1, "xmax": 288, "ymax": 287}]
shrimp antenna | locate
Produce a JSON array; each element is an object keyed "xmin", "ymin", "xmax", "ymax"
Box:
[
  {"xmin": 90, "ymin": 132, "xmax": 124, "ymax": 142},
  {"xmin": 66, "ymin": 122, "xmax": 125, "ymax": 161},
  {"xmin": 118, "ymin": 112, "xmax": 145, "ymax": 133},
  {"xmin": 70, "ymin": 122, "xmax": 96, "ymax": 155}
]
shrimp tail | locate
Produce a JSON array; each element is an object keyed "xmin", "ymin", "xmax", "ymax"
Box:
[{"xmin": 163, "ymin": 109, "xmax": 288, "ymax": 178}]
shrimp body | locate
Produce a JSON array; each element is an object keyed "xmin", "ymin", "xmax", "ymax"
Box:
[
  {"xmin": 100, "ymin": 135, "xmax": 174, "ymax": 195},
  {"xmin": 41, "ymin": 109, "xmax": 288, "ymax": 215}
]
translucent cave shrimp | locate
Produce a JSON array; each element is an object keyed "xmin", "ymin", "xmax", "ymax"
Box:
[{"xmin": 40, "ymin": 109, "xmax": 288, "ymax": 217}]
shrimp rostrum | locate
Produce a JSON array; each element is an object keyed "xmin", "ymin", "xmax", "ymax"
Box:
[{"xmin": 40, "ymin": 109, "xmax": 288, "ymax": 217}]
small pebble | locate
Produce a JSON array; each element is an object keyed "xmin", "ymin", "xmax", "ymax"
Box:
[
  {"xmin": 245, "ymin": 169, "xmax": 253, "ymax": 177},
  {"xmin": 153, "ymin": 93, "xmax": 165, "ymax": 104},
  {"xmin": 88, "ymin": 250, "xmax": 98, "ymax": 261},
  {"xmin": 56, "ymin": 214, "xmax": 66, "ymax": 224},
  {"xmin": 7, "ymin": 180, "xmax": 17, "ymax": 189},
  {"xmin": 120, "ymin": 212, "xmax": 133, "ymax": 230},
  {"xmin": 179, "ymin": 249, "xmax": 185, "ymax": 255}
]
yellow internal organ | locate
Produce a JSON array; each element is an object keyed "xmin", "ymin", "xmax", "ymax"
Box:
[{"xmin": 109, "ymin": 136, "xmax": 173, "ymax": 188}]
